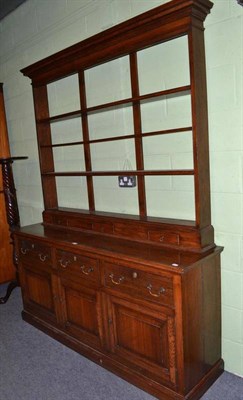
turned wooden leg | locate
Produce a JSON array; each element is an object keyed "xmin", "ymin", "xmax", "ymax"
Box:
[
  {"xmin": 0, "ymin": 157, "xmax": 26, "ymax": 304},
  {"xmin": 0, "ymin": 280, "xmax": 18, "ymax": 304}
]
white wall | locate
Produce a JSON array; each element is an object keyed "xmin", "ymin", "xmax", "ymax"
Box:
[
  {"xmin": 205, "ymin": 0, "xmax": 243, "ymax": 376},
  {"xmin": 0, "ymin": 0, "xmax": 242, "ymax": 377}
]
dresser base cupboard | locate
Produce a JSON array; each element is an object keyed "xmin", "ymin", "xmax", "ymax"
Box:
[{"xmin": 16, "ymin": 224, "xmax": 223, "ymax": 400}]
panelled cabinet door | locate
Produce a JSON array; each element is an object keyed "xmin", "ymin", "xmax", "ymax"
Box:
[
  {"xmin": 59, "ymin": 277, "xmax": 104, "ymax": 350},
  {"xmin": 19, "ymin": 262, "xmax": 59, "ymax": 325},
  {"xmin": 106, "ymin": 294, "xmax": 177, "ymax": 387}
]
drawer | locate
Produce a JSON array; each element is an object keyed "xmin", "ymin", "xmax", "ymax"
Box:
[
  {"xmin": 148, "ymin": 231, "xmax": 180, "ymax": 246},
  {"xmin": 18, "ymin": 239, "xmax": 52, "ymax": 266},
  {"xmin": 104, "ymin": 262, "xmax": 173, "ymax": 307},
  {"xmin": 52, "ymin": 215, "xmax": 68, "ymax": 227},
  {"xmin": 56, "ymin": 250, "xmax": 100, "ymax": 285}
]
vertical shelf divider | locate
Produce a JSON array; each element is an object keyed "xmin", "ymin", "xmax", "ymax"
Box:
[
  {"xmin": 129, "ymin": 52, "xmax": 147, "ymax": 218},
  {"xmin": 79, "ymin": 71, "xmax": 95, "ymax": 212},
  {"xmin": 33, "ymin": 85, "xmax": 58, "ymax": 209},
  {"xmin": 188, "ymin": 28, "xmax": 211, "ymax": 229}
]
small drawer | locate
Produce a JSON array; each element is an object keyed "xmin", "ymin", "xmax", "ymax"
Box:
[
  {"xmin": 104, "ymin": 262, "xmax": 173, "ymax": 307},
  {"xmin": 92, "ymin": 222, "xmax": 114, "ymax": 234},
  {"xmin": 148, "ymin": 231, "xmax": 180, "ymax": 246},
  {"xmin": 68, "ymin": 218, "xmax": 92, "ymax": 230},
  {"xmin": 56, "ymin": 250, "xmax": 100, "ymax": 285},
  {"xmin": 19, "ymin": 239, "xmax": 51, "ymax": 265},
  {"xmin": 52, "ymin": 215, "xmax": 68, "ymax": 227}
]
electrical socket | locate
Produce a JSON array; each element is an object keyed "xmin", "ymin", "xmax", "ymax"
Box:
[{"xmin": 118, "ymin": 176, "xmax": 136, "ymax": 188}]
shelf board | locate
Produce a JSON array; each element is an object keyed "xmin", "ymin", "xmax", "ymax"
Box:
[
  {"xmin": 40, "ymin": 126, "xmax": 193, "ymax": 148},
  {"xmin": 42, "ymin": 169, "xmax": 195, "ymax": 177},
  {"xmin": 37, "ymin": 85, "xmax": 191, "ymax": 124}
]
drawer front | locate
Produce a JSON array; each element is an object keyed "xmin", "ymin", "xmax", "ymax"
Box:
[
  {"xmin": 18, "ymin": 239, "xmax": 52, "ymax": 266},
  {"xmin": 104, "ymin": 262, "xmax": 173, "ymax": 307},
  {"xmin": 148, "ymin": 231, "xmax": 180, "ymax": 246},
  {"xmin": 56, "ymin": 250, "xmax": 100, "ymax": 285}
]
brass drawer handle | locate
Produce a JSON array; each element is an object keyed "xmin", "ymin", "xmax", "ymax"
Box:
[
  {"xmin": 109, "ymin": 273, "xmax": 125, "ymax": 285},
  {"xmin": 20, "ymin": 247, "xmax": 27, "ymax": 255},
  {"xmin": 39, "ymin": 253, "xmax": 47, "ymax": 262},
  {"xmin": 147, "ymin": 284, "xmax": 166, "ymax": 297},
  {"xmin": 80, "ymin": 265, "xmax": 94, "ymax": 275},
  {"xmin": 59, "ymin": 259, "xmax": 70, "ymax": 268}
]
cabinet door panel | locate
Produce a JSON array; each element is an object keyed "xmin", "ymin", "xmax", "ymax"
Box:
[
  {"xmin": 20, "ymin": 263, "xmax": 58, "ymax": 324},
  {"xmin": 26, "ymin": 271, "xmax": 53, "ymax": 311},
  {"xmin": 66, "ymin": 288, "xmax": 99, "ymax": 334},
  {"xmin": 114, "ymin": 306, "xmax": 167, "ymax": 365},
  {"xmin": 107, "ymin": 295, "xmax": 177, "ymax": 386},
  {"xmin": 60, "ymin": 278, "xmax": 103, "ymax": 350}
]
